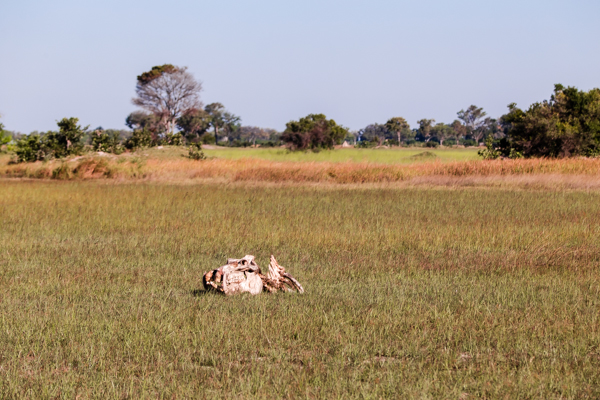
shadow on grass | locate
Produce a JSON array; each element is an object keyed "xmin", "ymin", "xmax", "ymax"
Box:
[{"xmin": 191, "ymin": 288, "xmax": 210, "ymax": 297}]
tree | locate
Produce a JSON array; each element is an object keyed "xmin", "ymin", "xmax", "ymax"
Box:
[
  {"xmin": 13, "ymin": 117, "xmax": 87, "ymax": 162},
  {"xmin": 44, "ymin": 117, "xmax": 87, "ymax": 158},
  {"xmin": 0, "ymin": 121, "xmax": 11, "ymax": 147},
  {"xmin": 14, "ymin": 134, "xmax": 44, "ymax": 162},
  {"xmin": 176, "ymin": 108, "xmax": 211, "ymax": 142},
  {"xmin": 501, "ymin": 84, "xmax": 600, "ymax": 157},
  {"xmin": 90, "ymin": 128, "xmax": 124, "ymax": 153},
  {"xmin": 132, "ymin": 64, "xmax": 202, "ymax": 134},
  {"xmin": 385, "ymin": 117, "xmax": 411, "ymax": 144},
  {"xmin": 124, "ymin": 111, "xmax": 163, "ymax": 147},
  {"xmin": 450, "ymin": 120, "xmax": 467, "ymax": 146},
  {"xmin": 204, "ymin": 103, "xmax": 241, "ymax": 144},
  {"xmin": 416, "ymin": 119, "xmax": 435, "ymax": 141},
  {"xmin": 235, "ymin": 126, "xmax": 277, "ymax": 146},
  {"xmin": 125, "ymin": 111, "xmax": 163, "ymax": 136},
  {"xmin": 281, "ymin": 114, "xmax": 348, "ymax": 150},
  {"xmin": 347, "ymin": 130, "xmax": 359, "ymax": 145},
  {"xmin": 430, "ymin": 123, "xmax": 453, "ymax": 144},
  {"xmin": 359, "ymin": 124, "xmax": 389, "ymax": 146},
  {"xmin": 479, "ymin": 118, "xmax": 502, "ymax": 142},
  {"xmin": 457, "ymin": 105, "xmax": 488, "ymax": 142}
]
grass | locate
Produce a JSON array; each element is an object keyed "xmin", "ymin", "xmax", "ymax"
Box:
[
  {"xmin": 0, "ymin": 146, "xmax": 480, "ymax": 165},
  {"xmin": 2, "ymin": 149, "xmax": 600, "ymax": 190},
  {"xmin": 199, "ymin": 147, "xmax": 481, "ymax": 163},
  {"xmin": 1, "ymin": 181, "xmax": 600, "ymax": 398}
]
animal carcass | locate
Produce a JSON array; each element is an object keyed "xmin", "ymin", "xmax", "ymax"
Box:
[{"xmin": 202, "ymin": 255, "xmax": 304, "ymax": 295}]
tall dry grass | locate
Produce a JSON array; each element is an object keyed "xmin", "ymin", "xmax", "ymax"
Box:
[{"xmin": 2, "ymin": 154, "xmax": 600, "ymax": 185}]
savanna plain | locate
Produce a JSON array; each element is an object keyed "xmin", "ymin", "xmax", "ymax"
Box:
[{"xmin": 1, "ymin": 148, "xmax": 600, "ymax": 399}]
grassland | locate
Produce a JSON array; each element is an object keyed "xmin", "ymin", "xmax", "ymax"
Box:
[
  {"xmin": 199, "ymin": 147, "xmax": 481, "ymax": 163},
  {"xmin": 1, "ymin": 180, "xmax": 600, "ymax": 398},
  {"xmin": 3, "ymin": 148, "xmax": 600, "ymax": 191}
]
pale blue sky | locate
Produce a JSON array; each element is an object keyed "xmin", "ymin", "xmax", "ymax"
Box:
[{"xmin": 1, "ymin": 0, "xmax": 598, "ymax": 133}]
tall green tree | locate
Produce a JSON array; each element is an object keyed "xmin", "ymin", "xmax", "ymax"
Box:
[
  {"xmin": 204, "ymin": 103, "xmax": 241, "ymax": 144},
  {"xmin": 450, "ymin": 120, "xmax": 467, "ymax": 145},
  {"xmin": 430, "ymin": 123, "xmax": 453, "ymax": 144},
  {"xmin": 176, "ymin": 108, "xmax": 211, "ymax": 142},
  {"xmin": 125, "ymin": 111, "xmax": 164, "ymax": 140},
  {"xmin": 359, "ymin": 124, "xmax": 389, "ymax": 145},
  {"xmin": 457, "ymin": 105, "xmax": 489, "ymax": 142},
  {"xmin": 44, "ymin": 117, "xmax": 87, "ymax": 158},
  {"xmin": 282, "ymin": 114, "xmax": 348, "ymax": 150},
  {"xmin": 385, "ymin": 117, "xmax": 411, "ymax": 144},
  {"xmin": 235, "ymin": 126, "xmax": 277, "ymax": 146},
  {"xmin": 501, "ymin": 84, "xmax": 600, "ymax": 157},
  {"xmin": 416, "ymin": 119, "xmax": 435, "ymax": 141}
]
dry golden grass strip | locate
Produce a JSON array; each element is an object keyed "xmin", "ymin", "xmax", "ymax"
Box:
[{"xmin": 2, "ymin": 155, "xmax": 600, "ymax": 185}]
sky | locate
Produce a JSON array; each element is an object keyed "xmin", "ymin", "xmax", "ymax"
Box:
[{"xmin": 1, "ymin": 0, "xmax": 599, "ymax": 133}]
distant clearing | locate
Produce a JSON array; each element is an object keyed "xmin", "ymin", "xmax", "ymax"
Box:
[{"xmin": 200, "ymin": 147, "xmax": 480, "ymax": 163}]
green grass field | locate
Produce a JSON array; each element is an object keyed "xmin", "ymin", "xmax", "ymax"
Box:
[
  {"xmin": 134, "ymin": 146, "xmax": 482, "ymax": 164},
  {"xmin": 1, "ymin": 181, "xmax": 599, "ymax": 398}
]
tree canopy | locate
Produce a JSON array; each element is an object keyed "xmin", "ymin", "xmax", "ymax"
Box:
[
  {"xmin": 14, "ymin": 117, "xmax": 87, "ymax": 162},
  {"xmin": 385, "ymin": 117, "xmax": 411, "ymax": 143},
  {"xmin": 281, "ymin": 114, "xmax": 348, "ymax": 150},
  {"xmin": 234, "ymin": 126, "xmax": 277, "ymax": 145},
  {"xmin": 359, "ymin": 124, "xmax": 390, "ymax": 145},
  {"xmin": 416, "ymin": 119, "xmax": 435, "ymax": 141},
  {"xmin": 176, "ymin": 108, "xmax": 211, "ymax": 141},
  {"xmin": 501, "ymin": 84, "xmax": 600, "ymax": 157},
  {"xmin": 132, "ymin": 65, "xmax": 202, "ymax": 134},
  {"xmin": 0, "ymin": 121, "xmax": 11, "ymax": 147},
  {"xmin": 204, "ymin": 103, "xmax": 241, "ymax": 143}
]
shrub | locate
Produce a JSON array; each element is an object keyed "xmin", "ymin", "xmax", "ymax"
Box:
[
  {"xmin": 282, "ymin": 114, "xmax": 348, "ymax": 150},
  {"xmin": 200, "ymin": 133, "xmax": 215, "ymax": 145},
  {"xmin": 162, "ymin": 132, "xmax": 183, "ymax": 146},
  {"xmin": 91, "ymin": 129, "xmax": 124, "ymax": 154},
  {"xmin": 15, "ymin": 134, "xmax": 45, "ymax": 162},
  {"xmin": 44, "ymin": 117, "xmax": 87, "ymax": 158},
  {"xmin": 404, "ymin": 139, "xmax": 417, "ymax": 147},
  {"xmin": 187, "ymin": 142, "xmax": 206, "ymax": 160},
  {"xmin": 509, "ymin": 148, "xmax": 524, "ymax": 159},
  {"xmin": 443, "ymin": 139, "xmax": 457, "ymax": 146},
  {"xmin": 461, "ymin": 139, "xmax": 477, "ymax": 147},
  {"xmin": 13, "ymin": 118, "xmax": 87, "ymax": 163},
  {"xmin": 260, "ymin": 140, "xmax": 279, "ymax": 148},
  {"xmin": 229, "ymin": 139, "xmax": 251, "ymax": 148},
  {"xmin": 355, "ymin": 139, "xmax": 376, "ymax": 148},
  {"xmin": 124, "ymin": 129, "xmax": 153, "ymax": 150},
  {"xmin": 0, "ymin": 123, "xmax": 11, "ymax": 150},
  {"xmin": 425, "ymin": 141, "xmax": 439, "ymax": 148},
  {"xmin": 477, "ymin": 135, "xmax": 500, "ymax": 160}
]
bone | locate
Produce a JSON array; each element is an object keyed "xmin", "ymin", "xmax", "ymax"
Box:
[{"xmin": 202, "ymin": 255, "xmax": 303, "ymax": 295}]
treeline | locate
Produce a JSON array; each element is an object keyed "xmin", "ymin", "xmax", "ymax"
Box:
[{"xmin": 1, "ymin": 63, "xmax": 598, "ymax": 161}]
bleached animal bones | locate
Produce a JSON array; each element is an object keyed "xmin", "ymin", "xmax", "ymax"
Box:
[{"xmin": 202, "ymin": 255, "xmax": 304, "ymax": 295}]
